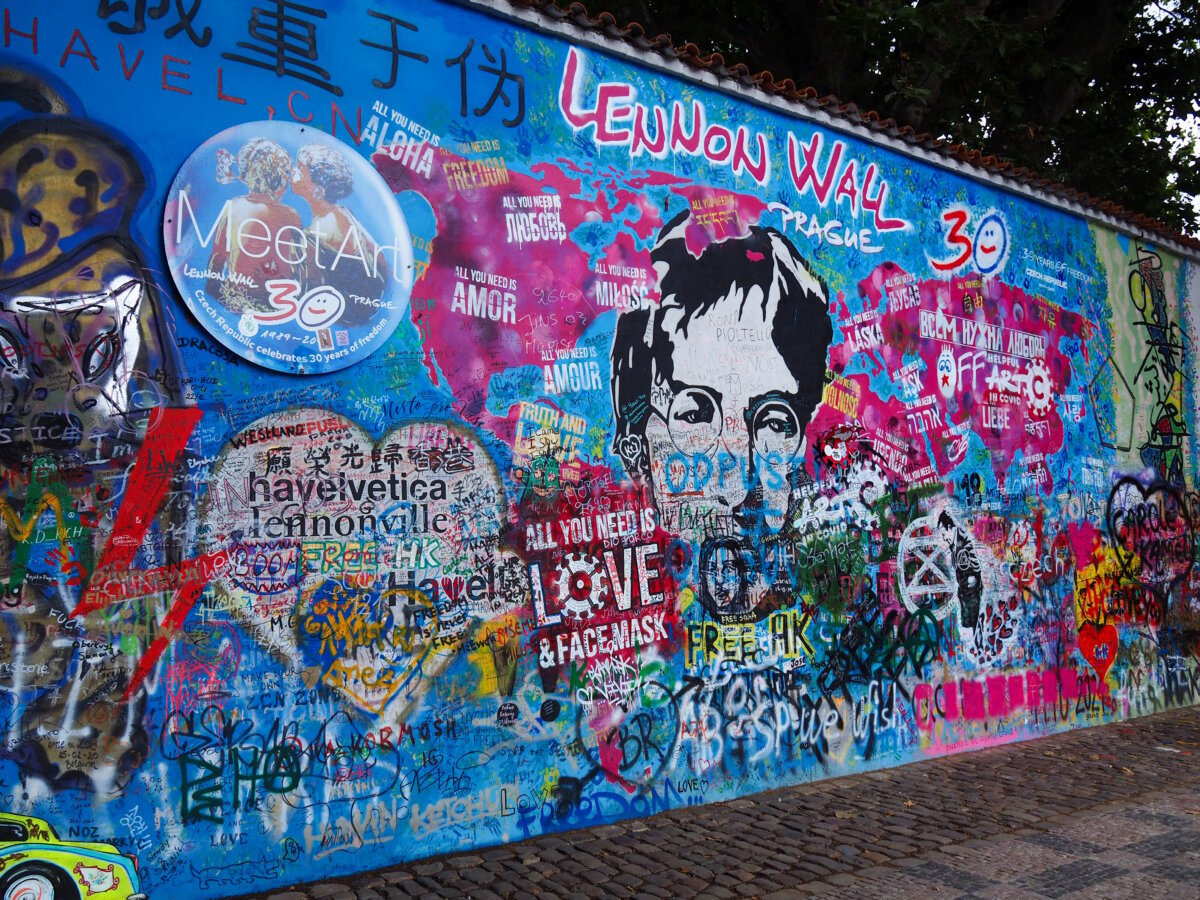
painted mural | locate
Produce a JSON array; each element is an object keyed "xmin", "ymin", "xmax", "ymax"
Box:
[{"xmin": 0, "ymin": 1, "xmax": 1197, "ymax": 897}]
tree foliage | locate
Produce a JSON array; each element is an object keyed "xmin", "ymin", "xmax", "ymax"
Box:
[{"xmin": 566, "ymin": 0, "xmax": 1200, "ymax": 234}]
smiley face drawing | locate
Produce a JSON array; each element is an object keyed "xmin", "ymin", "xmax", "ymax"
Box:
[
  {"xmin": 973, "ymin": 212, "xmax": 1008, "ymax": 274},
  {"xmin": 296, "ymin": 285, "xmax": 347, "ymax": 331}
]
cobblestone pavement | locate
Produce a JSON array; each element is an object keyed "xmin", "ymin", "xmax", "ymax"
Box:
[{"xmin": 244, "ymin": 707, "xmax": 1200, "ymax": 899}]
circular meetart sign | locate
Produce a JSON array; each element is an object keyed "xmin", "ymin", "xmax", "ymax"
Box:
[{"xmin": 164, "ymin": 121, "xmax": 413, "ymax": 374}]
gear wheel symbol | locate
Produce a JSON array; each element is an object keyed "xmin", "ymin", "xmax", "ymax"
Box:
[
  {"xmin": 846, "ymin": 458, "xmax": 888, "ymax": 510},
  {"xmin": 1024, "ymin": 360, "xmax": 1053, "ymax": 415},
  {"xmin": 555, "ymin": 552, "xmax": 609, "ymax": 620}
]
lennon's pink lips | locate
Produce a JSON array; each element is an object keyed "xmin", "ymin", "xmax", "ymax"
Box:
[{"xmin": 980, "ymin": 244, "xmax": 997, "ymax": 254}]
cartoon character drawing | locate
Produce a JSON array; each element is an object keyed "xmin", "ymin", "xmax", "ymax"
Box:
[{"xmin": 0, "ymin": 811, "xmax": 146, "ymax": 900}]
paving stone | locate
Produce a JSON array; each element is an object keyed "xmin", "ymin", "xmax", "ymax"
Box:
[
  {"xmin": 851, "ymin": 865, "xmax": 898, "ymax": 880},
  {"xmin": 1142, "ymin": 860, "xmax": 1200, "ymax": 883},
  {"xmin": 634, "ymin": 884, "xmax": 674, "ymax": 898},
  {"xmin": 1120, "ymin": 831, "xmax": 1200, "ymax": 860},
  {"xmin": 1016, "ymin": 859, "xmax": 1132, "ymax": 898},
  {"xmin": 378, "ymin": 870, "xmax": 416, "ymax": 885},
  {"xmin": 477, "ymin": 847, "xmax": 514, "ymax": 860},
  {"xmin": 1019, "ymin": 832, "xmax": 1107, "ymax": 856},
  {"xmin": 409, "ymin": 876, "xmax": 445, "ymax": 893},
  {"xmin": 792, "ymin": 860, "xmax": 834, "ymax": 879},
  {"xmin": 823, "ymin": 873, "xmax": 858, "ymax": 887},
  {"xmin": 593, "ymin": 884, "xmax": 630, "ymax": 898},
  {"xmin": 309, "ymin": 886, "xmax": 354, "ymax": 898},
  {"xmin": 457, "ymin": 868, "xmax": 491, "ymax": 885},
  {"xmin": 906, "ymin": 860, "xmax": 994, "ymax": 893}
]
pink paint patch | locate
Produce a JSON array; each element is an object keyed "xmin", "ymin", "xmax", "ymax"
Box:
[
  {"xmin": 746, "ymin": 250, "xmax": 764, "ymax": 261},
  {"xmin": 961, "ymin": 680, "xmax": 986, "ymax": 720},
  {"xmin": 373, "ymin": 150, "xmax": 628, "ymax": 430},
  {"xmin": 986, "ymin": 676, "xmax": 1009, "ymax": 717},
  {"xmin": 943, "ymin": 682, "xmax": 959, "ymax": 719},
  {"xmin": 1026, "ymin": 671, "xmax": 1042, "ymax": 707},
  {"xmin": 845, "ymin": 261, "xmax": 1099, "ymax": 494},
  {"xmin": 1057, "ymin": 667, "xmax": 1079, "ymax": 700},
  {"xmin": 594, "ymin": 715, "xmax": 636, "ymax": 792},
  {"xmin": 672, "ymin": 185, "xmax": 768, "ymax": 256},
  {"xmin": 1067, "ymin": 522, "xmax": 1103, "ymax": 568},
  {"xmin": 372, "ymin": 151, "xmax": 778, "ymax": 439},
  {"xmin": 1008, "ymin": 675, "xmax": 1026, "ymax": 711}
]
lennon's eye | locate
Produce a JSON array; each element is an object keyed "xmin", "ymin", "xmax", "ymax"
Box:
[
  {"xmin": 672, "ymin": 391, "xmax": 716, "ymax": 425},
  {"xmin": 82, "ymin": 331, "xmax": 118, "ymax": 380},
  {"xmin": 0, "ymin": 328, "xmax": 21, "ymax": 373},
  {"xmin": 754, "ymin": 403, "xmax": 799, "ymax": 437},
  {"xmin": 666, "ymin": 386, "xmax": 722, "ymax": 452},
  {"xmin": 751, "ymin": 401, "xmax": 802, "ymax": 458},
  {"xmin": 762, "ymin": 412, "xmax": 796, "ymax": 435}
]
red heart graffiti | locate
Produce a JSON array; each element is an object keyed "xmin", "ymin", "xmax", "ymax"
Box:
[{"xmin": 1078, "ymin": 622, "xmax": 1118, "ymax": 681}]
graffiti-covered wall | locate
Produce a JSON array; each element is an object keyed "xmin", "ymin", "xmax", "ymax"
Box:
[{"xmin": 0, "ymin": 1, "xmax": 1197, "ymax": 897}]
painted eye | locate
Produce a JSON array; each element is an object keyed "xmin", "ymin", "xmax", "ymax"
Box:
[
  {"xmin": 0, "ymin": 328, "xmax": 21, "ymax": 373},
  {"xmin": 667, "ymin": 387, "xmax": 722, "ymax": 453},
  {"xmin": 751, "ymin": 401, "xmax": 802, "ymax": 459},
  {"xmin": 755, "ymin": 405, "xmax": 798, "ymax": 436},
  {"xmin": 82, "ymin": 331, "xmax": 118, "ymax": 380},
  {"xmin": 672, "ymin": 390, "xmax": 716, "ymax": 425}
]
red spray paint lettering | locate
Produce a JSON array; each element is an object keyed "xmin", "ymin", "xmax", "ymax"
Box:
[{"xmin": 72, "ymin": 407, "xmax": 227, "ymax": 700}]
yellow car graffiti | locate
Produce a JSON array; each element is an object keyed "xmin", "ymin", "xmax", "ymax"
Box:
[{"xmin": 0, "ymin": 813, "xmax": 145, "ymax": 900}]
